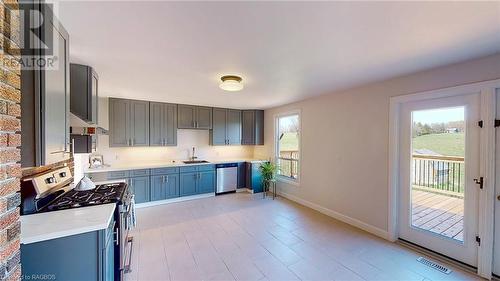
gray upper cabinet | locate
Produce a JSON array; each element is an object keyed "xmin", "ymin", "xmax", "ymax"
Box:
[
  {"xmin": 177, "ymin": 105, "xmax": 212, "ymax": 129},
  {"xmin": 130, "ymin": 100, "xmax": 150, "ymax": 146},
  {"xmin": 109, "ymin": 98, "xmax": 150, "ymax": 147},
  {"xmin": 210, "ymin": 108, "xmax": 241, "ymax": 146},
  {"xmin": 211, "ymin": 108, "xmax": 227, "ymax": 145},
  {"xmin": 21, "ymin": 4, "xmax": 71, "ymax": 167},
  {"xmin": 227, "ymin": 109, "xmax": 242, "ymax": 144},
  {"xmin": 196, "ymin": 107, "xmax": 213, "ymax": 129},
  {"xmin": 242, "ymin": 110, "xmax": 264, "ymax": 145},
  {"xmin": 177, "ymin": 105, "xmax": 196, "ymax": 129},
  {"xmin": 109, "ymin": 98, "xmax": 130, "ymax": 147},
  {"xmin": 70, "ymin": 63, "xmax": 98, "ymax": 124},
  {"xmin": 150, "ymin": 102, "xmax": 177, "ymax": 146}
]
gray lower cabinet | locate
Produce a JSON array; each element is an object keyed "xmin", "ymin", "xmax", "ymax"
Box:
[
  {"xmin": 210, "ymin": 108, "xmax": 241, "ymax": 145},
  {"xmin": 177, "ymin": 105, "xmax": 212, "ymax": 129},
  {"xmin": 88, "ymin": 165, "xmax": 215, "ymax": 203},
  {"xmin": 151, "ymin": 174, "xmax": 179, "ymax": 200},
  {"xmin": 21, "ymin": 219, "xmax": 115, "ymax": 281},
  {"xmin": 237, "ymin": 162, "xmax": 246, "ymax": 188},
  {"xmin": 180, "ymin": 172, "xmax": 198, "ymax": 196},
  {"xmin": 198, "ymin": 171, "xmax": 215, "ymax": 194},
  {"xmin": 242, "ymin": 110, "xmax": 264, "ymax": 145},
  {"xmin": 109, "ymin": 98, "xmax": 150, "ymax": 147},
  {"xmin": 180, "ymin": 165, "xmax": 215, "ymax": 195},
  {"xmin": 150, "ymin": 102, "xmax": 177, "ymax": 146},
  {"xmin": 129, "ymin": 176, "xmax": 150, "ymax": 203}
]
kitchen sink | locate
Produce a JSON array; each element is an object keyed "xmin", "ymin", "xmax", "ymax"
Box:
[{"xmin": 183, "ymin": 160, "xmax": 209, "ymax": 164}]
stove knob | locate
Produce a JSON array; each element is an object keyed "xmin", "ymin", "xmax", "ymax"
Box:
[
  {"xmin": 59, "ymin": 172, "xmax": 67, "ymax": 177},
  {"xmin": 45, "ymin": 177, "xmax": 55, "ymax": 184}
]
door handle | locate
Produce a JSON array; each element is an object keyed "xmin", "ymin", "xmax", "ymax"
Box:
[
  {"xmin": 114, "ymin": 227, "xmax": 119, "ymax": 246},
  {"xmin": 124, "ymin": 236, "xmax": 134, "ymax": 273},
  {"xmin": 474, "ymin": 177, "xmax": 484, "ymax": 189}
]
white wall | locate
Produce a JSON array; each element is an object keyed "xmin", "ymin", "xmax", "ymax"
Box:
[
  {"xmin": 89, "ymin": 97, "xmax": 253, "ymax": 167},
  {"xmin": 254, "ymin": 53, "xmax": 500, "ymax": 236}
]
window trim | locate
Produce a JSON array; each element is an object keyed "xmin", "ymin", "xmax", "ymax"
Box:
[{"xmin": 274, "ymin": 109, "xmax": 301, "ymax": 185}]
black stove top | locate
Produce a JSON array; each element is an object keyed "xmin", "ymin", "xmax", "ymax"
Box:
[{"xmin": 45, "ymin": 182, "xmax": 128, "ymax": 211}]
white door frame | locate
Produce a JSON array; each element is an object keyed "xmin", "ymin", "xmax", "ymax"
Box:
[{"xmin": 388, "ymin": 79, "xmax": 500, "ymax": 279}]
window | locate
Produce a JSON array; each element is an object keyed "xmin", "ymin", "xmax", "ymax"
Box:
[{"xmin": 275, "ymin": 112, "xmax": 300, "ymax": 182}]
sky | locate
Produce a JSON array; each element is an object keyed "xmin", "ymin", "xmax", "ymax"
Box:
[{"xmin": 412, "ymin": 107, "xmax": 464, "ymax": 125}]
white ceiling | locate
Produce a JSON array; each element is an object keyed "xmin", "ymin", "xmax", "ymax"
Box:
[{"xmin": 55, "ymin": 1, "xmax": 500, "ymax": 109}]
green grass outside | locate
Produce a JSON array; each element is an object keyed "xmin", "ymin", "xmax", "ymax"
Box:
[
  {"xmin": 279, "ymin": 132, "xmax": 299, "ymax": 151},
  {"xmin": 412, "ymin": 132, "xmax": 465, "ymax": 157}
]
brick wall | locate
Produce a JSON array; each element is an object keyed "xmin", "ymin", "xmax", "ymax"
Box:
[{"xmin": 0, "ymin": 0, "xmax": 21, "ymax": 280}]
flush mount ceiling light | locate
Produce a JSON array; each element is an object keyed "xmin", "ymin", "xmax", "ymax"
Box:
[{"xmin": 219, "ymin": 75, "xmax": 244, "ymax": 92}]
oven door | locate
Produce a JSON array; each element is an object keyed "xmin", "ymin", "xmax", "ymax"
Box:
[{"xmin": 118, "ymin": 195, "xmax": 134, "ymax": 279}]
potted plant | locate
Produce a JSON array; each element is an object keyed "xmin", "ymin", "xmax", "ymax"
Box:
[{"xmin": 259, "ymin": 161, "xmax": 278, "ymax": 198}]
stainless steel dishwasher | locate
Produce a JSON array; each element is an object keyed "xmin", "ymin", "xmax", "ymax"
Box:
[{"xmin": 216, "ymin": 163, "xmax": 238, "ymax": 194}]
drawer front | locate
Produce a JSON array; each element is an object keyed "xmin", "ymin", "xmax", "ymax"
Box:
[
  {"xmin": 197, "ymin": 164, "xmax": 215, "ymax": 172},
  {"xmin": 151, "ymin": 167, "xmax": 179, "ymax": 175},
  {"xmin": 85, "ymin": 172, "xmax": 108, "ymax": 182},
  {"xmin": 130, "ymin": 169, "xmax": 150, "ymax": 177},
  {"xmin": 107, "ymin": 170, "xmax": 130, "ymax": 179},
  {"xmin": 179, "ymin": 166, "xmax": 198, "ymax": 173}
]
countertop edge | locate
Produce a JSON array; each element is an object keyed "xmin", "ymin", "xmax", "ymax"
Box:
[
  {"xmin": 85, "ymin": 159, "xmax": 268, "ymax": 173},
  {"xmin": 20, "ymin": 204, "xmax": 116, "ymax": 245}
]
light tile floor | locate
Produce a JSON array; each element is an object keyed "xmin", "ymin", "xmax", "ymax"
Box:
[{"xmin": 125, "ymin": 192, "xmax": 480, "ymax": 281}]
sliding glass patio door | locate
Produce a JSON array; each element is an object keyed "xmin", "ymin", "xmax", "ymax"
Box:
[{"xmin": 398, "ymin": 93, "xmax": 480, "ymax": 266}]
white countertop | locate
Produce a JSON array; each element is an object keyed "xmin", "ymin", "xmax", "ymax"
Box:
[
  {"xmin": 21, "ymin": 204, "xmax": 116, "ymax": 244},
  {"xmin": 85, "ymin": 158, "xmax": 267, "ymax": 173}
]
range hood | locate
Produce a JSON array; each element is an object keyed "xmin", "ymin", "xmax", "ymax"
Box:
[{"xmin": 70, "ymin": 113, "xmax": 108, "ymax": 135}]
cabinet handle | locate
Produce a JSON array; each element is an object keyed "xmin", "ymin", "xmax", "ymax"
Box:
[
  {"xmin": 162, "ymin": 139, "xmax": 165, "ymax": 146},
  {"xmin": 162, "ymin": 176, "xmax": 165, "ymax": 183},
  {"xmin": 166, "ymin": 176, "xmax": 169, "ymax": 183},
  {"xmin": 114, "ymin": 227, "xmax": 119, "ymax": 246},
  {"xmin": 132, "ymin": 139, "xmax": 135, "ymax": 146}
]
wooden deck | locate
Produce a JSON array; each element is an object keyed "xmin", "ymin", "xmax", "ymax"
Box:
[{"xmin": 411, "ymin": 189, "xmax": 464, "ymax": 241}]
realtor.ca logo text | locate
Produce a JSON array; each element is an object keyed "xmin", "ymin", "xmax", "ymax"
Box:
[{"xmin": 2, "ymin": 3, "xmax": 60, "ymax": 70}]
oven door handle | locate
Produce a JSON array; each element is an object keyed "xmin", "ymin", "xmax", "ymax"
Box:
[
  {"xmin": 123, "ymin": 236, "xmax": 134, "ymax": 273},
  {"xmin": 114, "ymin": 227, "xmax": 119, "ymax": 246}
]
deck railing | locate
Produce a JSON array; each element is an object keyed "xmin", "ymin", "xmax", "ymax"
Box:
[
  {"xmin": 278, "ymin": 150, "xmax": 299, "ymax": 179},
  {"xmin": 412, "ymin": 154, "xmax": 465, "ymax": 195}
]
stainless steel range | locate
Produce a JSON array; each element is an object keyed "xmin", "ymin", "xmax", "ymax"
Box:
[{"xmin": 21, "ymin": 166, "xmax": 134, "ymax": 280}]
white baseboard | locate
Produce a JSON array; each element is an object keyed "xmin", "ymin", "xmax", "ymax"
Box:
[
  {"xmin": 279, "ymin": 191, "xmax": 390, "ymax": 240},
  {"xmin": 135, "ymin": 193, "xmax": 215, "ymax": 208},
  {"xmin": 236, "ymin": 188, "xmax": 253, "ymax": 193}
]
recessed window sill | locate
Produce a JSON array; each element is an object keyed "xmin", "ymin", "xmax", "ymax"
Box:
[{"xmin": 277, "ymin": 176, "xmax": 300, "ymax": 187}]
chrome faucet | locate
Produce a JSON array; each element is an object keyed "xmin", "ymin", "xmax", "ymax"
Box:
[{"xmin": 190, "ymin": 147, "xmax": 197, "ymax": 161}]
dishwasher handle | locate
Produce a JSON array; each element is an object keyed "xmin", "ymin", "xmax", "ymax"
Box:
[{"xmin": 215, "ymin": 163, "xmax": 238, "ymax": 169}]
